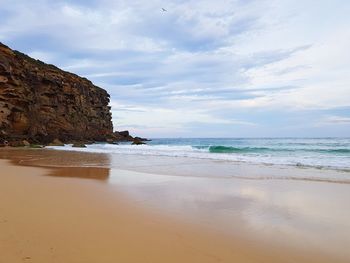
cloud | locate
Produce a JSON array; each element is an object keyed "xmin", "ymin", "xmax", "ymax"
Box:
[
  {"xmin": 1, "ymin": 0, "xmax": 350, "ymax": 137},
  {"xmin": 316, "ymin": 116, "xmax": 350, "ymax": 126}
]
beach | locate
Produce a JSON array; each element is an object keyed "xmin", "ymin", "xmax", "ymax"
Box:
[
  {"xmin": 1, "ymin": 148, "xmax": 350, "ymax": 262},
  {"xmin": 1, "ymin": 1, "xmax": 349, "ymax": 261}
]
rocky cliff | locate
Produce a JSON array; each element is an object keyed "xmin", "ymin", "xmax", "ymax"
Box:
[{"xmin": 0, "ymin": 42, "xmax": 113, "ymax": 144}]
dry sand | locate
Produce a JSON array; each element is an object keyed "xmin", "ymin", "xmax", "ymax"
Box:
[{"xmin": 0, "ymin": 150, "xmax": 347, "ymax": 263}]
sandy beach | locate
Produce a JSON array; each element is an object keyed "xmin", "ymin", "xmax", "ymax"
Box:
[
  {"xmin": 1, "ymin": 148, "xmax": 350, "ymax": 263},
  {"xmin": 1, "ymin": 1, "xmax": 349, "ymax": 261}
]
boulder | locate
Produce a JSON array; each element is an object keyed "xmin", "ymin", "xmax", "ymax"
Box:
[
  {"xmin": 72, "ymin": 143, "xmax": 87, "ymax": 148},
  {"xmin": 9, "ymin": 140, "xmax": 25, "ymax": 147},
  {"xmin": 0, "ymin": 138, "xmax": 8, "ymax": 147},
  {"xmin": 118, "ymin": 130, "xmax": 130, "ymax": 137},
  {"xmin": 48, "ymin": 138, "xmax": 64, "ymax": 146},
  {"xmin": 22, "ymin": 140, "xmax": 30, "ymax": 146},
  {"xmin": 134, "ymin": 136, "xmax": 151, "ymax": 142},
  {"xmin": 113, "ymin": 131, "xmax": 134, "ymax": 141},
  {"xmin": 106, "ymin": 138, "xmax": 118, "ymax": 145},
  {"xmin": 132, "ymin": 138, "xmax": 146, "ymax": 145}
]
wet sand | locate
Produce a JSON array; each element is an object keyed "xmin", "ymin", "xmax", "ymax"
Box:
[{"xmin": 1, "ymin": 148, "xmax": 349, "ymax": 262}]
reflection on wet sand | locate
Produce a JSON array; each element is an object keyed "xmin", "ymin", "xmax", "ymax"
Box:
[
  {"xmin": 48, "ymin": 167, "xmax": 110, "ymax": 180},
  {"xmin": 0, "ymin": 148, "xmax": 111, "ymax": 180},
  {"xmin": 0, "ymin": 148, "xmax": 111, "ymax": 168},
  {"xmin": 108, "ymin": 169, "xmax": 350, "ymax": 262}
]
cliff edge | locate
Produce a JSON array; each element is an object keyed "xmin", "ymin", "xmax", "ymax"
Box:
[{"xmin": 0, "ymin": 42, "xmax": 113, "ymax": 144}]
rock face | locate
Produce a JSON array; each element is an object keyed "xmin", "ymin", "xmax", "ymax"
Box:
[
  {"xmin": 113, "ymin": 131, "xmax": 150, "ymax": 144},
  {"xmin": 0, "ymin": 42, "xmax": 113, "ymax": 144}
]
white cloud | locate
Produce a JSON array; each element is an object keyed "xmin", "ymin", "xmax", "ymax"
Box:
[
  {"xmin": 315, "ymin": 116, "xmax": 350, "ymax": 126},
  {"xmin": 111, "ymin": 100, "xmax": 256, "ymax": 135},
  {"xmin": 1, "ymin": 0, "xmax": 350, "ymax": 136}
]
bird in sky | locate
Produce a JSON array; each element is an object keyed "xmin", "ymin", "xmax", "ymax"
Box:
[{"xmin": 162, "ymin": 8, "xmax": 167, "ymax": 12}]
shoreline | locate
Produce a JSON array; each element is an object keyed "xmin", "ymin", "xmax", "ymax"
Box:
[
  {"xmin": 1, "ymin": 149, "xmax": 350, "ymax": 262},
  {"xmin": 45, "ymin": 137, "xmax": 350, "ymax": 173},
  {"xmin": 4, "ymin": 146, "xmax": 350, "ymax": 184}
]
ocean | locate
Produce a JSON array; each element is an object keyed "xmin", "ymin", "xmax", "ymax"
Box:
[{"xmin": 48, "ymin": 138, "xmax": 350, "ymax": 171}]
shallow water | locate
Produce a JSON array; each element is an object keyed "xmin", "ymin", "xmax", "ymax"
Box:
[{"xmin": 48, "ymin": 138, "xmax": 350, "ymax": 171}]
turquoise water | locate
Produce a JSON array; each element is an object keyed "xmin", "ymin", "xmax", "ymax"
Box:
[
  {"xmin": 148, "ymin": 138, "xmax": 350, "ymax": 169},
  {"xmin": 50, "ymin": 138, "xmax": 350, "ymax": 171}
]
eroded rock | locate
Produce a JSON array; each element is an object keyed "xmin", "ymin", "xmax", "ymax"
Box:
[
  {"xmin": 0, "ymin": 42, "xmax": 113, "ymax": 144},
  {"xmin": 48, "ymin": 138, "xmax": 64, "ymax": 146},
  {"xmin": 132, "ymin": 138, "xmax": 146, "ymax": 145}
]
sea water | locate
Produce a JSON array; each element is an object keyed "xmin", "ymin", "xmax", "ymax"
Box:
[{"xmin": 48, "ymin": 138, "xmax": 350, "ymax": 171}]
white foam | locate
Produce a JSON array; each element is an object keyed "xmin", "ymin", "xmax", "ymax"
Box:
[{"xmin": 46, "ymin": 143, "xmax": 350, "ymax": 171}]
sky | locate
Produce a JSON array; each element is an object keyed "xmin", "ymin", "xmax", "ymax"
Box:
[{"xmin": 0, "ymin": 0, "xmax": 350, "ymax": 138}]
